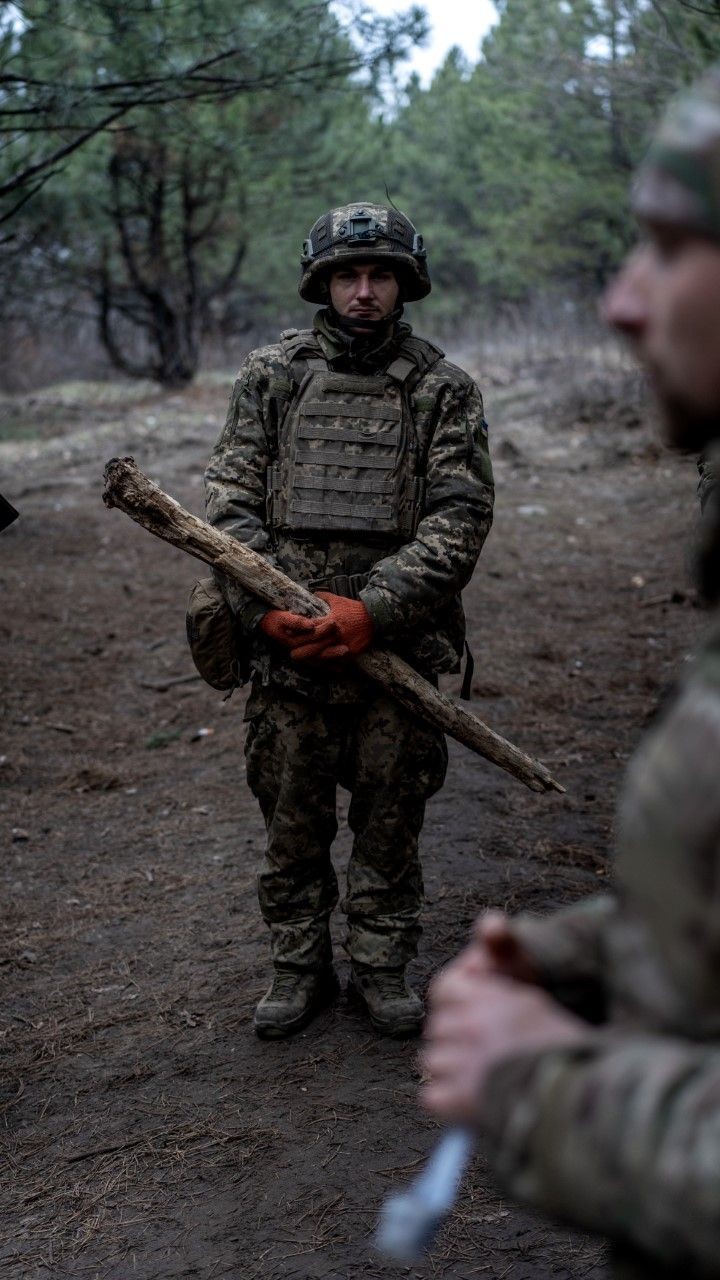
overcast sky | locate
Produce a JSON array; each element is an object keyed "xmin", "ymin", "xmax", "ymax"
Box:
[{"xmin": 369, "ymin": 0, "xmax": 498, "ymax": 85}]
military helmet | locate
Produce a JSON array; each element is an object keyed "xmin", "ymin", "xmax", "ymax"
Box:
[
  {"xmin": 299, "ymin": 202, "xmax": 431, "ymax": 303},
  {"xmin": 632, "ymin": 64, "xmax": 720, "ymax": 241}
]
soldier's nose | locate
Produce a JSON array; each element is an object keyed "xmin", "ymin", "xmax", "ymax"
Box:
[{"xmin": 601, "ymin": 250, "xmax": 651, "ymax": 339}]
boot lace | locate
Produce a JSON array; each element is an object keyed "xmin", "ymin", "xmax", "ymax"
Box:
[
  {"xmin": 271, "ymin": 970, "xmax": 305, "ymax": 998},
  {"xmin": 366, "ymin": 969, "xmax": 409, "ymax": 998}
]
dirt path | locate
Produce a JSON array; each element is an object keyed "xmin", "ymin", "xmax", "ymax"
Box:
[{"xmin": 0, "ymin": 351, "xmax": 704, "ymax": 1279}]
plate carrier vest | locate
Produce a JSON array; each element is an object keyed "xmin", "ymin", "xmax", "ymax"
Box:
[{"xmin": 266, "ymin": 328, "xmax": 444, "ymax": 539}]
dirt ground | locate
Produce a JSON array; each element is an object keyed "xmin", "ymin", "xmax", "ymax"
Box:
[{"xmin": 0, "ymin": 343, "xmax": 706, "ymax": 1279}]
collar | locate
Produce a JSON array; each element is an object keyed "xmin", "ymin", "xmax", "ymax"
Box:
[{"xmin": 312, "ymin": 307, "xmax": 412, "ymax": 371}]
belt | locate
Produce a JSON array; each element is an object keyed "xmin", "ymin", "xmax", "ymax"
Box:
[{"xmin": 305, "ymin": 571, "xmax": 371, "ymax": 600}]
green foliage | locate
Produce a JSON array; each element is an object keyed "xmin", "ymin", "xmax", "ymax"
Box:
[
  {"xmin": 377, "ymin": 0, "xmax": 720, "ymax": 322},
  {"xmin": 0, "ymin": 0, "xmax": 425, "ymax": 211},
  {"xmin": 2, "ymin": 0, "xmax": 720, "ymax": 379},
  {"xmin": 0, "ymin": 0, "xmax": 424, "ymax": 380}
]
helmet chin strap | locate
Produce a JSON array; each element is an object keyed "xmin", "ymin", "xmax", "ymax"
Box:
[{"xmin": 330, "ymin": 303, "xmax": 404, "ymax": 336}]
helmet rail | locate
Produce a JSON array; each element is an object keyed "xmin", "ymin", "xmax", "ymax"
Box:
[{"xmin": 299, "ymin": 202, "xmax": 431, "ymax": 303}]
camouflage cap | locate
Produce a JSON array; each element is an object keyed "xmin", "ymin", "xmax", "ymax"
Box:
[
  {"xmin": 299, "ymin": 203, "xmax": 431, "ymax": 303},
  {"xmin": 632, "ymin": 65, "xmax": 720, "ymax": 240}
]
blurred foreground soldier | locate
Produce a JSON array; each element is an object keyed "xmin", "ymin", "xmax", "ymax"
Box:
[
  {"xmin": 204, "ymin": 205, "xmax": 494, "ymax": 1039},
  {"xmin": 422, "ymin": 67, "xmax": 720, "ymax": 1276}
]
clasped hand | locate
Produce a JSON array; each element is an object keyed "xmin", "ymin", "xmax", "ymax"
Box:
[
  {"xmin": 420, "ymin": 911, "xmax": 588, "ymax": 1128},
  {"xmin": 259, "ymin": 590, "xmax": 374, "ymax": 663}
]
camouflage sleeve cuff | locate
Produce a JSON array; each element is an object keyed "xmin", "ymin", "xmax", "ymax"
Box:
[
  {"xmin": 238, "ymin": 597, "xmax": 270, "ymax": 634},
  {"xmin": 477, "ymin": 1042, "xmax": 604, "ymax": 1223},
  {"xmin": 512, "ymin": 895, "xmax": 615, "ymax": 985},
  {"xmin": 359, "ymin": 585, "xmax": 395, "ymax": 638},
  {"xmin": 479, "ymin": 1034, "xmax": 720, "ymax": 1270},
  {"xmin": 480, "ymin": 1041, "xmax": 598, "ymax": 1150},
  {"xmin": 213, "ymin": 569, "xmax": 269, "ymax": 634}
]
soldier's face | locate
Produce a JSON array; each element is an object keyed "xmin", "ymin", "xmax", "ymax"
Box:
[
  {"xmin": 603, "ymin": 223, "xmax": 720, "ymax": 451},
  {"xmin": 328, "ymin": 261, "xmax": 400, "ymax": 329}
]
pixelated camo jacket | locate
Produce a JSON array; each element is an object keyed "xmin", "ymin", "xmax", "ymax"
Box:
[{"xmin": 204, "ymin": 311, "xmax": 494, "ymax": 701}]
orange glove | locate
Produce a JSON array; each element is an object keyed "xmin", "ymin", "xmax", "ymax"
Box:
[
  {"xmin": 259, "ymin": 609, "xmax": 318, "ymax": 649},
  {"xmin": 290, "ymin": 591, "xmax": 374, "ymax": 662}
]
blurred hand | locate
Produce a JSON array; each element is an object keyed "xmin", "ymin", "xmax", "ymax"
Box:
[
  {"xmin": 420, "ymin": 966, "xmax": 588, "ymax": 1127},
  {"xmin": 469, "ymin": 909, "xmax": 539, "ymax": 983}
]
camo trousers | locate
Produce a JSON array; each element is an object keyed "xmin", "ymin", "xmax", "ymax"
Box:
[{"xmin": 243, "ymin": 682, "xmax": 448, "ymax": 971}]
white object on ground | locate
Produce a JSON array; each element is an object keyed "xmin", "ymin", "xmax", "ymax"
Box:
[{"xmin": 375, "ymin": 1128, "xmax": 474, "ymax": 1263}]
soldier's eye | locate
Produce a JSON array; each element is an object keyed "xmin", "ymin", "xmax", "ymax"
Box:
[{"xmin": 648, "ymin": 224, "xmax": 689, "ymax": 262}]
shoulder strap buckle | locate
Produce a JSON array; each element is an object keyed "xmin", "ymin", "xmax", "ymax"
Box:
[{"xmin": 385, "ymin": 354, "xmax": 417, "ymax": 384}]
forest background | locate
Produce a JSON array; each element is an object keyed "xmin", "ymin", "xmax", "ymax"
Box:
[{"xmin": 1, "ymin": 0, "xmax": 720, "ymax": 390}]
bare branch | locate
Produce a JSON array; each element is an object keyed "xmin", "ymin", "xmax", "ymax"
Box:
[{"xmin": 0, "ymin": 104, "xmax": 131, "ymax": 204}]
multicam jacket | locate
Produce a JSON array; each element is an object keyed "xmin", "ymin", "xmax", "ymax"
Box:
[
  {"xmin": 204, "ymin": 309, "xmax": 494, "ymax": 701},
  {"xmin": 482, "ymin": 611, "xmax": 720, "ymax": 1278}
]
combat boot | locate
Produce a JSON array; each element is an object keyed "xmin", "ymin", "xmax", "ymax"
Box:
[
  {"xmin": 253, "ymin": 966, "xmax": 339, "ymax": 1039},
  {"xmin": 348, "ymin": 965, "xmax": 423, "ymax": 1037}
]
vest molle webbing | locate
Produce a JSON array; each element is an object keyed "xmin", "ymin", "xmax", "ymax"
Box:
[{"xmin": 267, "ymin": 334, "xmax": 442, "ymax": 539}]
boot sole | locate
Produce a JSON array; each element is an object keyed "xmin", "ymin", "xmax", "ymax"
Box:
[
  {"xmin": 347, "ymin": 977, "xmax": 424, "ymax": 1039},
  {"xmin": 254, "ymin": 972, "xmax": 340, "ymax": 1040}
]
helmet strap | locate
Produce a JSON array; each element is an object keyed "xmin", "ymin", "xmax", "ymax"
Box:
[{"xmin": 329, "ymin": 303, "xmax": 404, "ymax": 337}]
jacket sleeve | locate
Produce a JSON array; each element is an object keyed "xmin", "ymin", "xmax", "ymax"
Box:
[
  {"xmin": 204, "ymin": 351, "xmax": 282, "ymax": 632},
  {"xmin": 482, "ymin": 674, "xmax": 720, "ymax": 1271},
  {"xmin": 512, "ymin": 895, "xmax": 615, "ymax": 1021},
  {"xmin": 359, "ymin": 373, "xmax": 494, "ymax": 639},
  {"xmin": 482, "ymin": 1034, "xmax": 720, "ymax": 1273}
]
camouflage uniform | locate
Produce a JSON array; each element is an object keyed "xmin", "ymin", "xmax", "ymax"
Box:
[
  {"xmin": 482, "ymin": 618, "xmax": 720, "ymax": 1277},
  {"xmin": 205, "ymin": 300, "xmax": 494, "ymax": 973},
  {"xmin": 477, "ymin": 68, "xmax": 720, "ymax": 1277}
]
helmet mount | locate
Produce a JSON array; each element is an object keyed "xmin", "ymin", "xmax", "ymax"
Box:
[{"xmin": 299, "ymin": 203, "xmax": 430, "ymax": 304}]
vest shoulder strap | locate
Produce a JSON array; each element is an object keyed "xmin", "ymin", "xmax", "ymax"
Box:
[
  {"xmin": 400, "ymin": 334, "xmax": 445, "ymax": 371},
  {"xmin": 387, "ymin": 334, "xmax": 445, "ymax": 386},
  {"xmin": 280, "ymin": 328, "xmax": 325, "ymax": 365}
]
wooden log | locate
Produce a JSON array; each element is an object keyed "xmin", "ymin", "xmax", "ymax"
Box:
[{"xmin": 103, "ymin": 456, "xmax": 565, "ymax": 795}]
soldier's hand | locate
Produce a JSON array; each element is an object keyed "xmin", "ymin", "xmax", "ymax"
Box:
[
  {"xmin": 259, "ymin": 609, "xmax": 318, "ymax": 649},
  {"xmin": 436, "ymin": 912, "xmax": 538, "ymax": 989},
  {"xmin": 471, "ymin": 910, "xmax": 539, "ymax": 984},
  {"xmin": 420, "ymin": 968, "xmax": 588, "ymax": 1126},
  {"xmin": 290, "ymin": 591, "xmax": 374, "ymax": 662}
]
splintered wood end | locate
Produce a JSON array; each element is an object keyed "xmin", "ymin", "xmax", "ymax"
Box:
[{"xmin": 102, "ymin": 456, "xmax": 137, "ymax": 508}]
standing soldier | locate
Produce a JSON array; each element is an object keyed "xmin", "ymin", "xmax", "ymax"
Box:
[
  {"xmin": 421, "ymin": 67, "xmax": 720, "ymax": 1276},
  {"xmin": 205, "ymin": 205, "xmax": 494, "ymax": 1040}
]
